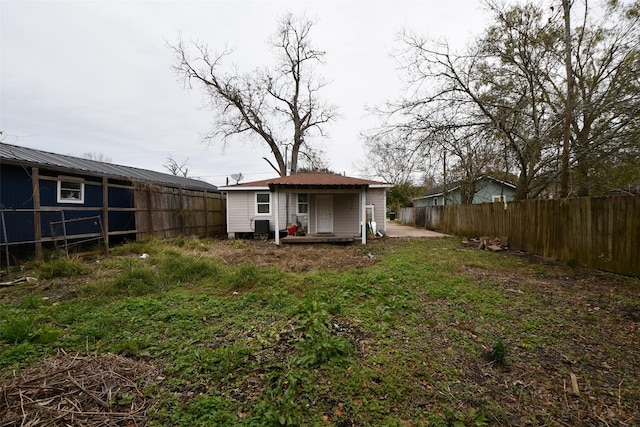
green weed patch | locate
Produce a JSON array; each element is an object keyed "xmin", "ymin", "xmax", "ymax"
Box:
[
  {"xmin": 0, "ymin": 237, "xmax": 638, "ymax": 426},
  {"xmin": 37, "ymin": 257, "xmax": 90, "ymax": 279}
]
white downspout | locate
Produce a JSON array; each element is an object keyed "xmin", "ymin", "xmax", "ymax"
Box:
[{"xmin": 224, "ymin": 192, "xmax": 231, "ymax": 239}]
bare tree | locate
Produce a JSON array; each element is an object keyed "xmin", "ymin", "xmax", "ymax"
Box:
[
  {"xmin": 384, "ymin": 3, "xmax": 566, "ymax": 200},
  {"xmin": 360, "ymin": 130, "xmax": 429, "ymax": 186},
  {"xmin": 164, "ymin": 156, "xmax": 190, "ymax": 177},
  {"xmin": 170, "ymin": 13, "xmax": 336, "ymax": 176},
  {"xmin": 360, "ymin": 130, "xmax": 429, "ymax": 212},
  {"xmin": 562, "ymin": 0, "xmax": 640, "ymax": 196},
  {"xmin": 296, "ymin": 146, "xmax": 333, "ymax": 173},
  {"xmin": 475, "ymin": 3, "xmax": 564, "ymax": 199},
  {"xmin": 386, "ymin": 1, "xmax": 639, "ymax": 200},
  {"xmin": 83, "ymin": 152, "xmax": 112, "ymax": 163}
]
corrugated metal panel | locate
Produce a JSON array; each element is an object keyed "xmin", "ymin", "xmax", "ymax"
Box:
[{"xmin": 0, "ymin": 142, "xmax": 217, "ymax": 192}]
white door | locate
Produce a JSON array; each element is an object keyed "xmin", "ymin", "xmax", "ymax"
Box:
[{"xmin": 316, "ymin": 195, "xmax": 333, "ymax": 233}]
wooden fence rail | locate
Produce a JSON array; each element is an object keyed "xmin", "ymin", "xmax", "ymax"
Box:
[{"xmin": 399, "ymin": 196, "xmax": 640, "ymax": 277}]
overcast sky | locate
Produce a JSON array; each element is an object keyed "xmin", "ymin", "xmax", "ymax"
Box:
[{"xmin": 1, "ymin": 0, "xmax": 491, "ymax": 187}]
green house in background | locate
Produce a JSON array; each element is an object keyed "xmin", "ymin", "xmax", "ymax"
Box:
[{"xmin": 413, "ymin": 176, "xmax": 516, "ymax": 207}]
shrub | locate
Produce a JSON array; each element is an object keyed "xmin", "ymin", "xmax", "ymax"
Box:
[
  {"xmin": 491, "ymin": 338, "xmax": 508, "ymax": 366},
  {"xmin": 295, "ymin": 332, "xmax": 354, "ymax": 367},
  {"xmin": 294, "ymin": 297, "xmax": 354, "ymax": 367}
]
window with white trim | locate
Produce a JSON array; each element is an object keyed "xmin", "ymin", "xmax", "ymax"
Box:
[
  {"xmin": 256, "ymin": 193, "xmax": 271, "ymax": 215},
  {"xmin": 492, "ymin": 195, "xmax": 504, "ymax": 203},
  {"xmin": 57, "ymin": 179, "xmax": 85, "ymax": 204},
  {"xmin": 297, "ymin": 193, "xmax": 308, "ymax": 214}
]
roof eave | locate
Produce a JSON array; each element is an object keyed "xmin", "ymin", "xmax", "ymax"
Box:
[
  {"xmin": 219, "ymin": 186, "xmax": 270, "ymax": 191},
  {"xmin": 268, "ymin": 183, "xmax": 370, "ymax": 191}
]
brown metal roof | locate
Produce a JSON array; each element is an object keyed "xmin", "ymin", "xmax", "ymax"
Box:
[{"xmin": 221, "ymin": 173, "xmax": 388, "ymax": 190}]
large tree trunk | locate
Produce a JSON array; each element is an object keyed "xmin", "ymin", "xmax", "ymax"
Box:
[
  {"xmin": 515, "ymin": 173, "xmax": 529, "ymax": 201},
  {"xmin": 560, "ymin": 0, "xmax": 573, "ymax": 197}
]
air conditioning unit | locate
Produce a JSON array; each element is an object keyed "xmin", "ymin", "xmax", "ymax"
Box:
[{"xmin": 254, "ymin": 219, "xmax": 270, "ymax": 236}]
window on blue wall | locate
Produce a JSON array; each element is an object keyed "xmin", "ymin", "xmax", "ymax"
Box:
[{"xmin": 57, "ymin": 179, "xmax": 84, "ymax": 204}]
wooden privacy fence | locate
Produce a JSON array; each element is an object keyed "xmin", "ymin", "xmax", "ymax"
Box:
[
  {"xmin": 135, "ymin": 184, "xmax": 225, "ymax": 240},
  {"xmin": 399, "ymin": 196, "xmax": 640, "ymax": 276}
]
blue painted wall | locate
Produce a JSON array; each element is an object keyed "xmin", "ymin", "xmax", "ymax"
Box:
[
  {"xmin": 415, "ymin": 178, "xmax": 516, "ymax": 207},
  {"xmin": 1, "ymin": 165, "xmax": 33, "ymax": 209},
  {"xmin": 0, "ymin": 164, "xmax": 136, "ymax": 244}
]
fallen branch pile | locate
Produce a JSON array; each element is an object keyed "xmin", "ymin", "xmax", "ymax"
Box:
[{"xmin": 1, "ymin": 350, "xmax": 162, "ymax": 427}]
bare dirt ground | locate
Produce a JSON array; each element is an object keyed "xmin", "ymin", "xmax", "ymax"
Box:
[{"xmin": 201, "ymin": 238, "xmax": 387, "ymax": 273}]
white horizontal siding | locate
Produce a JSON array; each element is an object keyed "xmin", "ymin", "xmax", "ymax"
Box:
[
  {"xmin": 367, "ymin": 188, "xmax": 387, "ymax": 232},
  {"xmin": 226, "ymin": 192, "xmax": 255, "ymax": 232},
  {"xmin": 226, "ymin": 187, "xmax": 387, "ymax": 235},
  {"xmin": 333, "ymin": 193, "xmax": 360, "ymax": 234}
]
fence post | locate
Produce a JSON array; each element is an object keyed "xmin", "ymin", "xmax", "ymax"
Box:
[
  {"xmin": 147, "ymin": 187, "xmax": 154, "ymax": 238},
  {"xmin": 102, "ymin": 177, "xmax": 109, "ymax": 248},
  {"xmin": 204, "ymin": 191, "xmax": 209, "ymax": 236},
  {"xmin": 179, "ymin": 188, "xmax": 185, "ymax": 235},
  {"xmin": 31, "ymin": 167, "xmax": 43, "ymax": 260}
]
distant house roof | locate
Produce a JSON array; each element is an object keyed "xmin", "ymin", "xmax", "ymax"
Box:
[
  {"xmin": 219, "ymin": 173, "xmax": 389, "ymax": 191},
  {"xmin": 414, "ymin": 175, "xmax": 515, "ymax": 200},
  {"xmin": 0, "ymin": 142, "xmax": 217, "ymax": 192}
]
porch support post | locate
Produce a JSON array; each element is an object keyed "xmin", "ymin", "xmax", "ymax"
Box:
[
  {"xmin": 361, "ymin": 187, "xmax": 367, "ymax": 244},
  {"xmin": 274, "ymin": 187, "xmax": 280, "ymax": 246}
]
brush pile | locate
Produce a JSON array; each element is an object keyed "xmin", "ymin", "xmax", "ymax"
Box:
[{"xmin": 1, "ymin": 350, "xmax": 162, "ymax": 427}]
